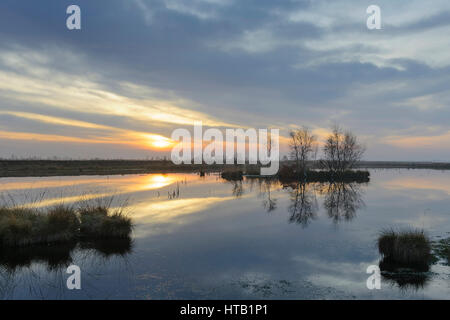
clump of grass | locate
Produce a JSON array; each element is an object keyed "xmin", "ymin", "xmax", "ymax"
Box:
[
  {"xmin": 0, "ymin": 198, "xmax": 133, "ymax": 247},
  {"xmin": 0, "ymin": 204, "xmax": 79, "ymax": 246},
  {"xmin": 0, "ymin": 207, "xmax": 43, "ymax": 246},
  {"xmin": 79, "ymin": 206, "xmax": 132, "ymax": 239},
  {"xmin": 378, "ymin": 229, "xmax": 433, "ymax": 271},
  {"xmin": 77, "ymin": 197, "xmax": 132, "ymax": 239},
  {"xmin": 44, "ymin": 205, "xmax": 80, "ymax": 242}
]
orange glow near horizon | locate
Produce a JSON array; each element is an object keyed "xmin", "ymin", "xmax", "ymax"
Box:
[
  {"xmin": 1, "ymin": 173, "xmax": 196, "ymax": 208},
  {"xmin": 0, "ymin": 126, "xmax": 177, "ymax": 152},
  {"xmin": 384, "ymin": 131, "xmax": 450, "ymax": 149},
  {"xmin": 147, "ymin": 136, "xmax": 175, "ymax": 149}
]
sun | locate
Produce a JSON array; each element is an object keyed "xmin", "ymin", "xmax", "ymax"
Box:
[
  {"xmin": 151, "ymin": 140, "xmax": 173, "ymax": 148},
  {"xmin": 143, "ymin": 134, "xmax": 174, "ymax": 149}
]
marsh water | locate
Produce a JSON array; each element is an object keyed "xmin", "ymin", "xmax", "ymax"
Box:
[{"xmin": 0, "ymin": 169, "xmax": 449, "ymax": 299}]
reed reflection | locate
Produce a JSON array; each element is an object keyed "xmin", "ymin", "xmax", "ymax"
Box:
[
  {"xmin": 0, "ymin": 238, "xmax": 134, "ymax": 299},
  {"xmin": 0, "ymin": 242, "xmax": 76, "ymax": 272},
  {"xmin": 381, "ymin": 272, "xmax": 431, "ymax": 292},
  {"xmin": 0, "ymin": 238, "xmax": 133, "ymax": 272}
]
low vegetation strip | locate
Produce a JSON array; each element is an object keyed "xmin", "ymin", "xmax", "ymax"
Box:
[
  {"xmin": 0, "ymin": 160, "xmax": 232, "ymax": 177},
  {"xmin": 0, "ymin": 203, "xmax": 132, "ymax": 247},
  {"xmin": 277, "ymin": 166, "xmax": 370, "ymax": 183},
  {"xmin": 1, "ymin": 159, "xmax": 450, "ymax": 178}
]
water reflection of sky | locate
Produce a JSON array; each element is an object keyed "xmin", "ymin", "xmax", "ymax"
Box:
[{"xmin": 0, "ymin": 170, "xmax": 449, "ymax": 299}]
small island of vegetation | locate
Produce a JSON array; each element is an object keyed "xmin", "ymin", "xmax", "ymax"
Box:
[
  {"xmin": 0, "ymin": 199, "xmax": 132, "ymax": 248},
  {"xmin": 222, "ymin": 125, "xmax": 370, "ymax": 184}
]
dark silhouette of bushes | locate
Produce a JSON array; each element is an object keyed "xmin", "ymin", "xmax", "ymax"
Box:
[
  {"xmin": 277, "ymin": 164, "xmax": 369, "ymax": 183},
  {"xmin": 221, "ymin": 170, "xmax": 243, "ymax": 181}
]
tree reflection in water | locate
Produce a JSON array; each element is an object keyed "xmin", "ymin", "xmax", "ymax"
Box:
[
  {"xmin": 231, "ymin": 180, "xmax": 244, "ymax": 198},
  {"xmin": 259, "ymin": 179, "xmax": 278, "ymax": 213},
  {"xmin": 321, "ymin": 182, "xmax": 365, "ymax": 223},
  {"xmin": 285, "ymin": 181, "xmax": 365, "ymax": 226},
  {"xmin": 229, "ymin": 178, "xmax": 366, "ymax": 225},
  {"xmin": 288, "ymin": 183, "xmax": 318, "ymax": 227}
]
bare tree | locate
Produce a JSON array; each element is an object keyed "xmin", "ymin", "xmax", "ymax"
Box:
[
  {"xmin": 289, "ymin": 127, "xmax": 318, "ymax": 174},
  {"xmin": 321, "ymin": 125, "xmax": 365, "ymax": 173}
]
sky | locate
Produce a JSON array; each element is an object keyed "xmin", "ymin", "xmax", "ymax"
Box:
[{"xmin": 0, "ymin": 0, "xmax": 449, "ymax": 161}]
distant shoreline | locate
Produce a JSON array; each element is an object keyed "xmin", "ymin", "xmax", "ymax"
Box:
[
  {"xmin": 0, "ymin": 160, "xmax": 449, "ymax": 178},
  {"xmin": 355, "ymin": 161, "xmax": 450, "ymax": 170}
]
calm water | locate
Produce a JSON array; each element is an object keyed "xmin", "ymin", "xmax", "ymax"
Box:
[{"xmin": 0, "ymin": 170, "xmax": 449, "ymax": 299}]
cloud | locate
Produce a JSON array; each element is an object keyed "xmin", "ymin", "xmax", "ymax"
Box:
[
  {"xmin": 0, "ymin": 0, "xmax": 449, "ymax": 159},
  {"xmin": 385, "ymin": 131, "xmax": 450, "ymax": 149}
]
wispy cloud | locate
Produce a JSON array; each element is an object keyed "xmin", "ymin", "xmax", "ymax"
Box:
[{"xmin": 0, "ymin": 0, "xmax": 449, "ymax": 160}]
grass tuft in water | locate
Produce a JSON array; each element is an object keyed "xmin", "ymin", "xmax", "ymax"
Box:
[
  {"xmin": 79, "ymin": 206, "xmax": 132, "ymax": 239},
  {"xmin": 378, "ymin": 229, "xmax": 433, "ymax": 272},
  {"xmin": 0, "ymin": 199, "xmax": 133, "ymax": 247}
]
